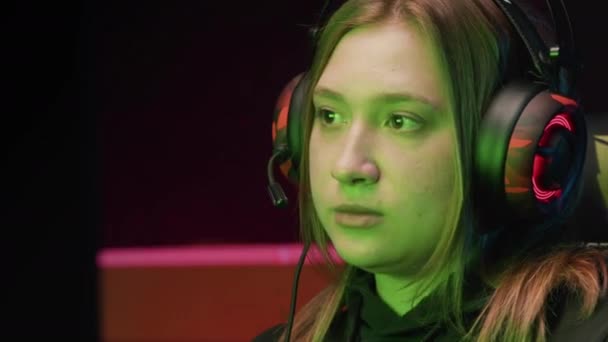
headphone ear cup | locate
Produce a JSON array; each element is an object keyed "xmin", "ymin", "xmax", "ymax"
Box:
[
  {"xmin": 271, "ymin": 72, "xmax": 310, "ymax": 185},
  {"xmin": 475, "ymin": 80, "xmax": 587, "ymax": 232}
]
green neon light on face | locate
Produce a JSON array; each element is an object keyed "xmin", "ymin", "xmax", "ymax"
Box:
[
  {"xmin": 308, "ymin": 22, "xmax": 459, "ymax": 315},
  {"xmin": 314, "ymin": 107, "xmax": 424, "ymax": 133}
]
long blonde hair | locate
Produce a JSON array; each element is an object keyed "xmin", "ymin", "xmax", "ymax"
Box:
[{"xmin": 279, "ymin": 1, "xmax": 608, "ymax": 341}]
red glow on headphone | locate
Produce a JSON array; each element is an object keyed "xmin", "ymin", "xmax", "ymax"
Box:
[
  {"xmin": 544, "ymin": 113, "xmax": 573, "ymax": 132},
  {"xmin": 550, "ymin": 93, "xmax": 577, "ymax": 107},
  {"xmin": 532, "ymin": 113, "xmax": 574, "ymax": 202},
  {"xmin": 272, "ymin": 75, "xmax": 303, "ymax": 144},
  {"xmin": 532, "ymin": 177, "xmax": 561, "ymax": 201}
]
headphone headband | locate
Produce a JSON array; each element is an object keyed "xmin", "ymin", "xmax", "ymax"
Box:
[
  {"xmin": 492, "ymin": 0, "xmax": 552, "ymax": 79},
  {"xmin": 544, "ymin": 0, "xmax": 577, "ymax": 61},
  {"xmin": 491, "ymin": 0, "xmax": 579, "ymax": 97}
]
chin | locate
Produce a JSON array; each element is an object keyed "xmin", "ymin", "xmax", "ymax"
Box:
[
  {"xmin": 333, "ymin": 241, "xmax": 422, "ymax": 275},
  {"xmin": 332, "ymin": 241, "xmax": 386, "ymax": 269}
]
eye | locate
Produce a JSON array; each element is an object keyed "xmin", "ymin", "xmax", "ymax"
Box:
[
  {"xmin": 315, "ymin": 107, "xmax": 345, "ymax": 127},
  {"xmin": 385, "ymin": 113, "xmax": 423, "ymax": 132}
]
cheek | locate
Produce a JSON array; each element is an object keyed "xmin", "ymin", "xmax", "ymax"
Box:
[
  {"xmin": 400, "ymin": 152, "xmax": 455, "ymax": 188},
  {"xmin": 390, "ymin": 134, "xmax": 458, "ymax": 209},
  {"xmin": 387, "ymin": 138, "xmax": 459, "ymax": 253},
  {"xmin": 420, "ymin": 156, "xmax": 456, "ymax": 193}
]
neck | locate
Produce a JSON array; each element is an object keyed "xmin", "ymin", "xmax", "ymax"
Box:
[{"xmin": 374, "ymin": 272, "xmax": 438, "ymax": 316}]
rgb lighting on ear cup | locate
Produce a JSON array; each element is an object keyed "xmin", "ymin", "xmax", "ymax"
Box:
[
  {"xmin": 476, "ymin": 82, "xmax": 586, "ymax": 230},
  {"xmin": 271, "ymin": 76, "xmax": 300, "ymax": 147},
  {"xmin": 266, "ymin": 73, "xmax": 311, "ymax": 208},
  {"xmin": 270, "ymin": 74, "xmax": 306, "ymax": 185},
  {"xmin": 532, "ymin": 113, "xmax": 575, "ymax": 202}
]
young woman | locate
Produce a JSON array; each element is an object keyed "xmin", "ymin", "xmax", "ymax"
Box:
[{"xmin": 257, "ymin": 0, "xmax": 608, "ymax": 341}]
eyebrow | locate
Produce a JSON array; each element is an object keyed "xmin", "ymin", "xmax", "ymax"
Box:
[{"xmin": 312, "ymin": 86, "xmax": 441, "ymax": 110}]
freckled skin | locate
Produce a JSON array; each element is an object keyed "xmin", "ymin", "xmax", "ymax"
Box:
[{"xmin": 309, "ymin": 22, "xmax": 459, "ymax": 314}]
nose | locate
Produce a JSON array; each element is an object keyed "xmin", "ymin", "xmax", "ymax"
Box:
[{"xmin": 331, "ymin": 124, "xmax": 380, "ymax": 186}]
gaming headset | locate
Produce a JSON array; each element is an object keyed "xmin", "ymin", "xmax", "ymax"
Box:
[{"xmin": 265, "ymin": 1, "xmax": 586, "ymax": 341}]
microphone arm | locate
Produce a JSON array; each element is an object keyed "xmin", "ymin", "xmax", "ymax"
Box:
[{"xmin": 267, "ymin": 145, "xmax": 289, "ymax": 208}]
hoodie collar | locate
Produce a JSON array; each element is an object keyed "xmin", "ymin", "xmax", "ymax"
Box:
[{"xmin": 342, "ymin": 267, "xmax": 489, "ymax": 340}]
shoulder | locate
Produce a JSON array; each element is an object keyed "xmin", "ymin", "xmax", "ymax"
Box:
[
  {"xmin": 548, "ymin": 289, "xmax": 608, "ymax": 341},
  {"xmin": 545, "ymin": 248, "xmax": 608, "ymax": 341},
  {"xmin": 251, "ymin": 323, "xmax": 286, "ymax": 342}
]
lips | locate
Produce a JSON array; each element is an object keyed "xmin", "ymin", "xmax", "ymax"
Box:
[
  {"xmin": 333, "ymin": 204, "xmax": 383, "ymax": 216},
  {"xmin": 333, "ymin": 204, "xmax": 383, "ymax": 228},
  {"xmin": 334, "ymin": 212, "xmax": 383, "ymax": 227}
]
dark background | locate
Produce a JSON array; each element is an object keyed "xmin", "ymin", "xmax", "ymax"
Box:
[
  {"xmin": 3, "ymin": 0, "xmax": 606, "ymax": 339},
  {"xmin": 96, "ymin": 0, "xmax": 608, "ymax": 248},
  {"xmin": 97, "ymin": 1, "xmax": 325, "ymax": 247}
]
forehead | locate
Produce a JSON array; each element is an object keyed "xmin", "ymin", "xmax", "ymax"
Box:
[{"xmin": 316, "ymin": 22, "xmax": 448, "ymax": 110}]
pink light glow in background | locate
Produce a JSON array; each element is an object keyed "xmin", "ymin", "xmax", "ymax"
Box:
[{"xmin": 97, "ymin": 244, "xmax": 344, "ymax": 268}]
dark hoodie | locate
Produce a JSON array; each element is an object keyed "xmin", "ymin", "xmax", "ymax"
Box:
[{"xmin": 252, "ymin": 267, "xmax": 608, "ymax": 341}]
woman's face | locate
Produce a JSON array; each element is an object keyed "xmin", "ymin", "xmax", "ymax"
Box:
[{"xmin": 309, "ymin": 22, "xmax": 459, "ymax": 276}]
